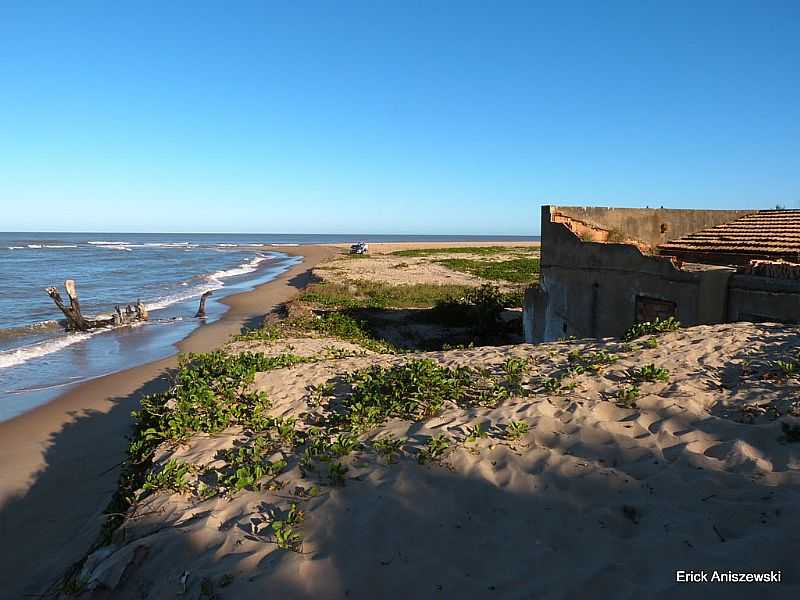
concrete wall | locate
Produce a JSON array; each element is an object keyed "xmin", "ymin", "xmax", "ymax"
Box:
[
  {"xmin": 551, "ymin": 205, "xmax": 754, "ymax": 248},
  {"xmin": 727, "ymin": 275, "xmax": 800, "ymax": 324},
  {"xmin": 527, "ymin": 205, "xmax": 737, "ymax": 342}
]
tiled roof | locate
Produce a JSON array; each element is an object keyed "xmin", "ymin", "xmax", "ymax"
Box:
[{"xmin": 658, "ymin": 210, "xmax": 800, "ymax": 263}]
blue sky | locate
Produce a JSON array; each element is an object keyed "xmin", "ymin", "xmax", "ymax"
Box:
[{"xmin": 1, "ymin": 1, "xmax": 798, "ymax": 235}]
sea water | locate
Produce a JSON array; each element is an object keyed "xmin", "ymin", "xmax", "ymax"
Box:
[{"xmin": 0, "ymin": 232, "xmax": 536, "ymax": 420}]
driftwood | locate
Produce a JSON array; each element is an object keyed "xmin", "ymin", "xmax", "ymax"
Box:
[
  {"xmin": 46, "ymin": 279, "xmax": 148, "ymax": 332},
  {"xmin": 195, "ymin": 290, "xmax": 212, "ymax": 318},
  {"xmin": 46, "ymin": 279, "xmax": 212, "ymax": 332}
]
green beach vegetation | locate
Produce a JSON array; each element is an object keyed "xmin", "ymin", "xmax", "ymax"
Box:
[
  {"xmin": 436, "ymin": 257, "xmax": 539, "ymax": 284},
  {"xmin": 238, "ymin": 279, "xmax": 526, "ymax": 352},
  {"xmin": 390, "ymin": 246, "xmax": 537, "ymax": 257},
  {"xmin": 93, "ymin": 349, "xmax": 540, "ymax": 564},
  {"xmin": 387, "ymin": 245, "xmax": 540, "ymax": 285},
  {"xmin": 78, "ymin": 247, "xmax": 545, "ymax": 586},
  {"xmin": 621, "ymin": 316, "xmax": 681, "ymax": 341},
  {"xmin": 236, "ymin": 310, "xmax": 397, "ymax": 354},
  {"xmin": 299, "ymin": 279, "xmax": 473, "ymax": 309}
]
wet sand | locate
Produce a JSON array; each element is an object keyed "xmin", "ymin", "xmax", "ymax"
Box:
[{"xmin": 0, "ymin": 245, "xmax": 336, "ymax": 599}]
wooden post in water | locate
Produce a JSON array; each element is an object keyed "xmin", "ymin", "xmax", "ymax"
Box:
[{"xmin": 195, "ymin": 290, "xmax": 212, "ymax": 318}]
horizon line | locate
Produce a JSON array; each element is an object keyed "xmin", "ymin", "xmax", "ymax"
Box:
[{"xmin": 0, "ymin": 231, "xmax": 541, "ymax": 237}]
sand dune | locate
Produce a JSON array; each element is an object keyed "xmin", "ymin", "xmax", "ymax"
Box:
[{"xmin": 76, "ymin": 322, "xmax": 800, "ymax": 599}]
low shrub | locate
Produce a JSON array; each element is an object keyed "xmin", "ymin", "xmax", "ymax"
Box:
[
  {"xmin": 622, "ymin": 316, "xmax": 680, "ymax": 341},
  {"xmin": 431, "ymin": 284, "xmax": 521, "ymax": 332},
  {"xmin": 336, "ymin": 358, "xmax": 509, "ymax": 432},
  {"xmin": 631, "ymin": 363, "xmax": 670, "ymax": 382}
]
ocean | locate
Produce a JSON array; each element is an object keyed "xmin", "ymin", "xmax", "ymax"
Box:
[{"xmin": 0, "ymin": 233, "xmax": 537, "ymax": 420}]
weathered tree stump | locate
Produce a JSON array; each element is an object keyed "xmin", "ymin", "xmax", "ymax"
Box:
[
  {"xmin": 46, "ymin": 280, "xmax": 149, "ymax": 332},
  {"xmin": 46, "ymin": 280, "xmax": 213, "ymax": 331},
  {"xmin": 46, "ymin": 280, "xmax": 92, "ymax": 331}
]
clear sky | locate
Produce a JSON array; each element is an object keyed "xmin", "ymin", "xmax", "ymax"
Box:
[{"xmin": 1, "ymin": 1, "xmax": 798, "ymax": 235}]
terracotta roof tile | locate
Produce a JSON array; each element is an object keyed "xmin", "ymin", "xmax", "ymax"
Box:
[{"xmin": 657, "ymin": 210, "xmax": 800, "ymax": 264}]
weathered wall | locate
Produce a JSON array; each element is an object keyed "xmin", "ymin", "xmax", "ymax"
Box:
[
  {"xmin": 527, "ymin": 206, "xmax": 737, "ymax": 342},
  {"xmin": 727, "ymin": 275, "xmax": 800, "ymax": 324},
  {"xmin": 524, "ymin": 205, "xmax": 800, "ymax": 342},
  {"xmin": 551, "ymin": 206, "xmax": 754, "ymax": 248}
]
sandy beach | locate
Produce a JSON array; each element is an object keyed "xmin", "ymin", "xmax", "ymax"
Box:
[
  {"xmin": 5, "ymin": 4, "xmax": 796, "ymax": 598},
  {"xmin": 73, "ymin": 323, "xmax": 800, "ymax": 599},
  {"xmin": 0, "ymin": 240, "xmax": 530, "ymax": 597},
  {"xmin": 0, "ymin": 245, "xmax": 335, "ymax": 599},
  {"xmin": 2, "ymin": 240, "xmax": 798, "ymax": 599}
]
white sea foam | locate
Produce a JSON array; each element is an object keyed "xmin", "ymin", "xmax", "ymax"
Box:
[
  {"xmin": 8, "ymin": 244, "xmax": 78, "ymax": 250},
  {"xmin": 208, "ymin": 254, "xmax": 269, "ymax": 282},
  {"xmin": 93, "ymin": 242, "xmax": 200, "ymax": 250},
  {"xmin": 98, "ymin": 245, "xmax": 133, "ymax": 252},
  {"xmin": 141, "ymin": 242, "xmax": 194, "ymax": 248},
  {"xmin": 144, "ymin": 254, "xmax": 271, "ymax": 311},
  {"xmin": 0, "ymin": 330, "xmax": 99, "ymax": 370},
  {"xmin": 143, "ymin": 286, "xmax": 215, "ymax": 311}
]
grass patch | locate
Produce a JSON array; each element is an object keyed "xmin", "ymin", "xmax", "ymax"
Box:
[
  {"xmin": 236, "ymin": 310, "xmax": 397, "ymax": 354},
  {"xmin": 296, "ymin": 312, "xmax": 396, "ymax": 353},
  {"xmin": 391, "ymin": 246, "xmax": 538, "ymax": 257},
  {"xmin": 300, "ymin": 279, "xmax": 472, "ymax": 309},
  {"xmin": 436, "ymin": 257, "xmax": 540, "ymax": 284}
]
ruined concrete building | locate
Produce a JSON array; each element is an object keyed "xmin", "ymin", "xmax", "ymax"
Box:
[{"xmin": 524, "ymin": 206, "xmax": 800, "ymax": 343}]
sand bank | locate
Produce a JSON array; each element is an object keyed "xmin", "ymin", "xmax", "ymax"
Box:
[
  {"xmin": 77, "ymin": 322, "xmax": 800, "ymax": 599},
  {"xmin": 0, "ymin": 245, "xmax": 335, "ymax": 599}
]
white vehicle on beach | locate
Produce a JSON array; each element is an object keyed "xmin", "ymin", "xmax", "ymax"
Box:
[{"xmin": 349, "ymin": 241, "xmax": 369, "ymax": 254}]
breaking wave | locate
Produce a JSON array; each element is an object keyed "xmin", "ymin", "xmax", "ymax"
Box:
[{"xmin": 0, "ymin": 330, "xmax": 100, "ymax": 370}]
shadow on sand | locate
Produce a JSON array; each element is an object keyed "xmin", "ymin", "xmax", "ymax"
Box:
[{"xmin": 0, "ymin": 367, "xmax": 175, "ymax": 598}]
